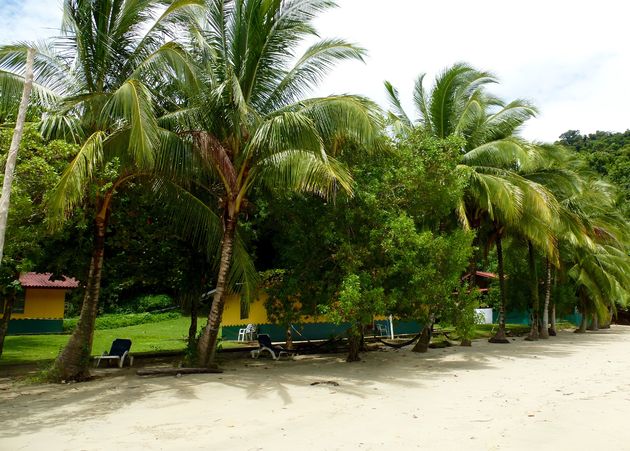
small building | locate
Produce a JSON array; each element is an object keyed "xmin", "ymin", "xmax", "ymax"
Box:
[
  {"xmin": 220, "ymin": 293, "xmax": 420, "ymax": 341},
  {"xmin": 7, "ymin": 272, "xmax": 79, "ymax": 335}
]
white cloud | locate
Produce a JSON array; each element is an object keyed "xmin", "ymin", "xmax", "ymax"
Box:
[
  {"xmin": 1, "ymin": 0, "xmax": 628, "ymax": 142},
  {"xmin": 310, "ymin": 0, "xmax": 630, "ymax": 141},
  {"xmin": 0, "ymin": 0, "xmax": 63, "ymax": 43}
]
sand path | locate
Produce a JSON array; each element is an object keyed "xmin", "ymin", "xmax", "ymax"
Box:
[{"xmin": 1, "ymin": 326, "xmax": 630, "ymax": 451}]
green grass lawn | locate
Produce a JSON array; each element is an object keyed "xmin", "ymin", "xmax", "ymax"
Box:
[
  {"xmin": 1, "ymin": 316, "xmax": 204, "ymax": 366},
  {"xmin": 1, "ymin": 318, "xmax": 578, "ymax": 366}
]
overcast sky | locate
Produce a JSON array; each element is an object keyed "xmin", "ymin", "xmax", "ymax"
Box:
[{"xmin": 1, "ymin": 0, "xmax": 628, "ymax": 142}]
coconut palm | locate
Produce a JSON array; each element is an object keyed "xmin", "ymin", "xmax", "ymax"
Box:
[
  {"xmin": 0, "ymin": 0, "xmax": 209, "ymax": 380},
  {"xmin": 557, "ymin": 177, "xmax": 630, "ymax": 332},
  {"xmin": 385, "ymin": 63, "xmax": 558, "ymax": 342},
  {"xmin": 159, "ymin": 0, "xmax": 383, "ymax": 367}
]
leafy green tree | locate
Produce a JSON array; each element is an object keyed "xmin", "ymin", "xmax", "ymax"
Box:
[
  {"xmin": 257, "ymin": 133, "xmax": 473, "ymax": 360},
  {"xmin": 558, "ymin": 130, "xmax": 630, "ymax": 218},
  {"xmin": 0, "ymin": 125, "xmax": 79, "ymax": 357}
]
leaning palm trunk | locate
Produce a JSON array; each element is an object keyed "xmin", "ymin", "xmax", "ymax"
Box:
[
  {"xmin": 600, "ymin": 306, "xmax": 613, "ymax": 329},
  {"xmin": 0, "ymin": 293, "xmax": 15, "ymax": 358},
  {"xmin": 0, "ymin": 48, "xmax": 35, "ymax": 265},
  {"xmin": 588, "ymin": 312, "xmax": 599, "ymax": 330},
  {"xmin": 540, "ymin": 259, "xmax": 552, "ymax": 339},
  {"xmin": 575, "ymin": 293, "xmax": 588, "ymax": 333},
  {"xmin": 490, "ymin": 234, "xmax": 510, "ymax": 343},
  {"xmin": 197, "ymin": 215, "xmax": 237, "ymax": 367},
  {"xmin": 525, "ymin": 241, "xmax": 540, "ymax": 341},
  {"xmin": 549, "ymin": 301, "xmax": 557, "ymax": 335},
  {"xmin": 52, "ymin": 217, "xmax": 107, "ymax": 380}
]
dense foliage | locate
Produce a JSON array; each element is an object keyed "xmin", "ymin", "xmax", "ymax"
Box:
[
  {"xmin": 0, "ymin": 1, "xmax": 628, "ymax": 375},
  {"xmin": 558, "ymin": 130, "xmax": 630, "ymax": 217}
]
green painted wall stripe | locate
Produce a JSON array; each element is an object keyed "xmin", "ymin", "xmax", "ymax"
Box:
[{"xmin": 7, "ymin": 319, "xmax": 64, "ymax": 335}]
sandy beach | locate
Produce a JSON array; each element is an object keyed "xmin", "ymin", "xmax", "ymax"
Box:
[{"xmin": 1, "ymin": 326, "xmax": 630, "ymax": 451}]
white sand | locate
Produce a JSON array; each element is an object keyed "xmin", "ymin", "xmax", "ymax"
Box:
[{"xmin": 2, "ymin": 326, "xmax": 630, "ymax": 451}]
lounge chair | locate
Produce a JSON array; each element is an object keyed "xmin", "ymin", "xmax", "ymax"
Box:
[
  {"xmin": 95, "ymin": 338, "xmax": 133, "ymax": 368},
  {"xmin": 250, "ymin": 334, "xmax": 295, "ymax": 360}
]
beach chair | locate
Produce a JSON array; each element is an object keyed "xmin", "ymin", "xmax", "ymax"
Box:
[
  {"xmin": 95, "ymin": 338, "xmax": 133, "ymax": 368},
  {"xmin": 237, "ymin": 324, "xmax": 256, "ymax": 341},
  {"xmin": 250, "ymin": 334, "xmax": 295, "ymax": 360}
]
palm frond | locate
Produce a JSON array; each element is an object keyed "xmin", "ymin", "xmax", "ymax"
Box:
[
  {"xmin": 47, "ymin": 131, "xmax": 106, "ymax": 228},
  {"xmin": 101, "ymin": 78, "xmax": 159, "ymax": 169}
]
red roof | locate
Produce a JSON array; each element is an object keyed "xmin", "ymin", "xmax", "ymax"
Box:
[{"xmin": 19, "ymin": 272, "xmax": 79, "ymax": 289}]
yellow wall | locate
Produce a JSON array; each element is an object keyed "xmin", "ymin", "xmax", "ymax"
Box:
[
  {"xmin": 11, "ymin": 288, "xmax": 66, "ymax": 319},
  {"xmin": 222, "ymin": 293, "xmax": 335, "ymax": 326}
]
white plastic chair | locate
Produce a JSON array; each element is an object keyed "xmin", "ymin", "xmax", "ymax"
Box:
[{"xmin": 237, "ymin": 324, "xmax": 256, "ymax": 341}]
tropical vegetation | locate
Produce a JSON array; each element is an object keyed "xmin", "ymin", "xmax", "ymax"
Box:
[{"xmin": 0, "ymin": 0, "xmax": 628, "ymax": 378}]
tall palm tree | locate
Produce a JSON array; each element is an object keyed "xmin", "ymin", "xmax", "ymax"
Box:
[
  {"xmin": 160, "ymin": 0, "xmax": 383, "ymax": 367},
  {"xmin": 385, "ymin": 63, "xmax": 557, "ymax": 343},
  {"xmin": 0, "ymin": 0, "xmax": 206, "ymax": 380}
]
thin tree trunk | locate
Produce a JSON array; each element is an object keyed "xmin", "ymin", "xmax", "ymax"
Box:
[
  {"xmin": 549, "ymin": 270, "xmax": 557, "ymax": 336},
  {"xmin": 346, "ymin": 324, "xmax": 362, "ymax": 362},
  {"xmin": 549, "ymin": 301, "xmax": 557, "ymax": 336},
  {"xmin": 0, "ymin": 48, "xmax": 35, "ymax": 266},
  {"xmin": 575, "ymin": 294, "xmax": 587, "ymax": 333},
  {"xmin": 412, "ymin": 323, "xmax": 432, "ymax": 353},
  {"xmin": 490, "ymin": 234, "xmax": 510, "ymax": 343},
  {"xmin": 197, "ymin": 215, "xmax": 236, "ymax": 367},
  {"xmin": 0, "ymin": 294, "xmax": 15, "ymax": 358},
  {"xmin": 285, "ymin": 326, "xmax": 293, "ymax": 350},
  {"xmin": 587, "ymin": 313, "xmax": 599, "ymax": 331},
  {"xmin": 188, "ymin": 293, "xmax": 198, "ymax": 348},
  {"xmin": 52, "ymin": 217, "xmax": 107, "ymax": 381},
  {"xmin": 540, "ymin": 259, "xmax": 552, "ymax": 339},
  {"xmin": 525, "ymin": 242, "xmax": 540, "ymax": 341}
]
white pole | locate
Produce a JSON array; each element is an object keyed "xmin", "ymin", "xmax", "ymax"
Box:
[
  {"xmin": 0, "ymin": 47, "xmax": 35, "ymax": 266},
  {"xmin": 389, "ymin": 314, "xmax": 394, "ymax": 339}
]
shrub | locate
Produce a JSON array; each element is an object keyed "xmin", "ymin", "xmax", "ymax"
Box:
[
  {"xmin": 135, "ymin": 294, "xmax": 174, "ymax": 312},
  {"xmin": 63, "ymin": 311, "xmax": 180, "ymax": 333}
]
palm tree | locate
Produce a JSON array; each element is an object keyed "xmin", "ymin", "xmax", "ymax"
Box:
[
  {"xmin": 0, "ymin": 0, "xmax": 205, "ymax": 380},
  {"xmin": 558, "ymin": 178, "xmax": 630, "ymax": 332},
  {"xmin": 160, "ymin": 0, "xmax": 383, "ymax": 367},
  {"xmin": 385, "ymin": 63, "xmax": 557, "ymax": 343}
]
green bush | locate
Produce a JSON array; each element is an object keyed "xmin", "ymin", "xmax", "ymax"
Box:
[
  {"xmin": 135, "ymin": 294, "xmax": 174, "ymax": 312},
  {"xmin": 63, "ymin": 311, "xmax": 180, "ymax": 333}
]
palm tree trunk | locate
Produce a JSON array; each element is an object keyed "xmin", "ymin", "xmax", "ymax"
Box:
[
  {"xmin": 52, "ymin": 217, "xmax": 107, "ymax": 381},
  {"xmin": 587, "ymin": 313, "xmax": 599, "ymax": 331},
  {"xmin": 0, "ymin": 293, "xmax": 16, "ymax": 358},
  {"xmin": 525, "ymin": 241, "xmax": 539, "ymax": 341},
  {"xmin": 490, "ymin": 234, "xmax": 510, "ymax": 343},
  {"xmin": 0, "ymin": 48, "xmax": 35, "ymax": 266},
  {"xmin": 197, "ymin": 215, "xmax": 237, "ymax": 367},
  {"xmin": 540, "ymin": 259, "xmax": 552, "ymax": 339},
  {"xmin": 600, "ymin": 306, "xmax": 612, "ymax": 329},
  {"xmin": 549, "ymin": 270, "xmax": 557, "ymax": 336},
  {"xmin": 575, "ymin": 293, "xmax": 587, "ymax": 333}
]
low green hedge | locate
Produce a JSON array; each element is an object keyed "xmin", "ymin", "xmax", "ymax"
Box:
[{"xmin": 63, "ymin": 312, "xmax": 181, "ymax": 333}]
